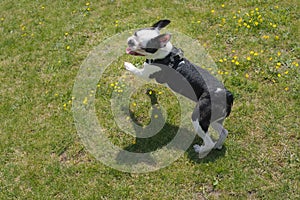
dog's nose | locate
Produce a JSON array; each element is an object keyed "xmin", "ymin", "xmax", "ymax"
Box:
[{"xmin": 127, "ymin": 39, "xmax": 135, "ymax": 47}]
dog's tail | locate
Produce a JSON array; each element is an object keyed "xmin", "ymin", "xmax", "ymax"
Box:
[{"xmin": 225, "ymin": 89, "xmax": 234, "ymax": 117}]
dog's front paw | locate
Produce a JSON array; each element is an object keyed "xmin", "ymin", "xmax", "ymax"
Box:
[{"xmin": 124, "ymin": 62, "xmax": 136, "ymax": 72}]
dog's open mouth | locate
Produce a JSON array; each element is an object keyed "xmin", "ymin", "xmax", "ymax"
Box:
[{"xmin": 126, "ymin": 47, "xmax": 145, "ymax": 56}]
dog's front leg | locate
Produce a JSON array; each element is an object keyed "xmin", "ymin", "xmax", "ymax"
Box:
[
  {"xmin": 124, "ymin": 62, "xmax": 143, "ymax": 76},
  {"xmin": 124, "ymin": 62, "xmax": 161, "ymax": 81}
]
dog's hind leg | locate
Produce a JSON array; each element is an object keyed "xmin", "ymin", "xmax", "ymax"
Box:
[
  {"xmin": 192, "ymin": 100, "xmax": 216, "ymax": 158},
  {"xmin": 211, "ymin": 121, "xmax": 228, "ymax": 150},
  {"xmin": 192, "ymin": 120, "xmax": 216, "ymax": 158}
]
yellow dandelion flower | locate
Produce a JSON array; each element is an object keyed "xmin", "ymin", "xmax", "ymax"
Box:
[
  {"xmin": 277, "ymin": 62, "xmax": 281, "ymax": 66},
  {"xmin": 235, "ymin": 61, "xmax": 240, "ymax": 65},
  {"xmin": 247, "ymin": 56, "xmax": 251, "ymax": 61},
  {"xmin": 275, "ymin": 36, "xmax": 279, "ymax": 40},
  {"xmin": 277, "ymin": 73, "xmax": 281, "ymax": 77},
  {"xmin": 250, "ymin": 51, "xmax": 254, "ymax": 55},
  {"xmin": 148, "ymin": 90, "xmax": 152, "ymax": 95},
  {"xmin": 293, "ymin": 62, "xmax": 299, "ymax": 67},
  {"xmin": 269, "ymin": 57, "xmax": 273, "ymax": 61},
  {"xmin": 126, "ymin": 116, "xmax": 130, "ymax": 121},
  {"xmin": 272, "ymin": 24, "xmax": 277, "ymax": 28},
  {"xmin": 255, "ymin": 8, "xmax": 259, "ymax": 11},
  {"xmin": 158, "ymin": 91, "xmax": 163, "ymax": 95},
  {"xmin": 86, "ymin": 2, "xmax": 90, "ymax": 6},
  {"xmin": 245, "ymin": 73, "xmax": 249, "ymax": 78},
  {"xmin": 247, "ymin": 25, "xmax": 250, "ymax": 29},
  {"xmin": 221, "ymin": 4, "xmax": 225, "ymax": 8},
  {"xmin": 231, "ymin": 59, "xmax": 235, "ymax": 63},
  {"xmin": 219, "ymin": 59, "xmax": 224, "ymax": 63},
  {"xmin": 254, "ymin": 22, "xmax": 259, "ymax": 26},
  {"xmin": 211, "ymin": 9, "xmax": 215, "ymax": 13},
  {"xmin": 66, "ymin": 46, "xmax": 70, "ymax": 50},
  {"xmin": 110, "ymin": 83, "xmax": 115, "ymax": 87},
  {"xmin": 254, "ymin": 52, "xmax": 258, "ymax": 56},
  {"xmin": 277, "ymin": 52, "xmax": 281, "ymax": 57},
  {"xmin": 132, "ymin": 102, "xmax": 137, "ymax": 107},
  {"xmin": 223, "ymin": 58, "xmax": 227, "ymax": 61},
  {"xmin": 284, "ymin": 71, "xmax": 289, "ymax": 75},
  {"xmin": 83, "ymin": 97, "xmax": 88, "ymax": 105},
  {"xmin": 232, "ymin": 50, "xmax": 236, "ymax": 53},
  {"xmin": 54, "ymin": 93, "xmax": 59, "ymax": 97},
  {"xmin": 97, "ymin": 84, "xmax": 101, "ymax": 88},
  {"xmin": 154, "ymin": 114, "xmax": 158, "ymax": 119},
  {"xmin": 284, "ymin": 87, "xmax": 289, "ymax": 91},
  {"xmin": 225, "ymin": 71, "xmax": 229, "ymax": 75}
]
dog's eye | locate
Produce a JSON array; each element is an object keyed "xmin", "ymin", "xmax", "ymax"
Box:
[{"xmin": 142, "ymin": 47, "xmax": 158, "ymax": 54}]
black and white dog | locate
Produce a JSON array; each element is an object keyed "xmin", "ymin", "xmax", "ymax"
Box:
[{"xmin": 124, "ymin": 20, "xmax": 233, "ymax": 158}]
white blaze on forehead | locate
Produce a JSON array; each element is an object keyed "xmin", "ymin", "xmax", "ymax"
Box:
[{"xmin": 136, "ymin": 29, "xmax": 159, "ymax": 44}]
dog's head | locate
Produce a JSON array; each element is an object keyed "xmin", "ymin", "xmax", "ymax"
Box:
[{"xmin": 126, "ymin": 19, "xmax": 172, "ymax": 59}]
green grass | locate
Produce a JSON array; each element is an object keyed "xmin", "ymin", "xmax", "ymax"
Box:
[{"xmin": 1, "ymin": 0, "xmax": 299, "ymax": 199}]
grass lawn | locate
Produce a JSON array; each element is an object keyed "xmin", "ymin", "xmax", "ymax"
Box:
[{"xmin": 1, "ymin": 0, "xmax": 299, "ymax": 199}]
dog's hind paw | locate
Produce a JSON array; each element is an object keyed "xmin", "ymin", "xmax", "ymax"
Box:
[
  {"xmin": 193, "ymin": 144, "xmax": 213, "ymax": 158},
  {"xmin": 193, "ymin": 144, "xmax": 201, "ymax": 153}
]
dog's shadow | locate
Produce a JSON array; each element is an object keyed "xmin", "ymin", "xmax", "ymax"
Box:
[{"xmin": 116, "ymin": 90, "xmax": 226, "ymax": 166}]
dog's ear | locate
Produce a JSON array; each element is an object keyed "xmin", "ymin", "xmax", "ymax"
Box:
[
  {"xmin": 152, "ymin": 19, "xmax": 171, "ymax": 30},
  {"xmin": 149, "ymin": 33, "xmax": 171, "ymax": 48}
]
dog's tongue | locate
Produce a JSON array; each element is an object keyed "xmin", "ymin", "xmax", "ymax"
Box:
[
  {"xmin": 126, "ymin": 48, "xmax": 144, "ymax": 56},
  {"xmin": 126, "ymin": 47, "xmax": 132, "ymax": 54}
]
